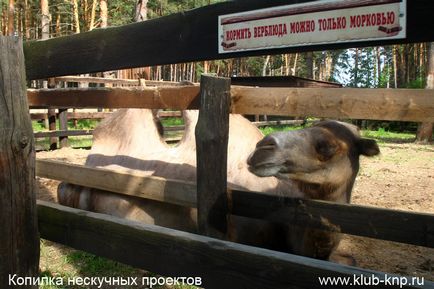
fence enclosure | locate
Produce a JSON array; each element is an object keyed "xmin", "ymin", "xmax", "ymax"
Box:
[{"xmin": 1, "ymin": 0, "xmax": 434, "ymax": 288}]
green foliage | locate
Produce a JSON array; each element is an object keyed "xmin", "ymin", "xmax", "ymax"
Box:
[
  {"xmin": 361, "ymin": 128, "xmax": 415, "ymax": 143},
  {"xmin": 259, "ymin": 125, "xmax": 304, "ymax": 135},
  {"xmin": 161, "ymin": 117, "xmax": 184, "ymax": 126},
  {"xmin": 107, "ymin": 0, "xmax": 136, "ymax": 26},
  {"xmin": 405, "ymin": 77, "xmax": 425, "ymax": 88},
  {"xmin": 69, "ymin": 119, "xmax": 100, "ymax": 130}
]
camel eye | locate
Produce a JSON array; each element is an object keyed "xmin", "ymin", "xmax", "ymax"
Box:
[{"xmin": 315, "ymin": 139, "xmax": 337, "ymax": 161}]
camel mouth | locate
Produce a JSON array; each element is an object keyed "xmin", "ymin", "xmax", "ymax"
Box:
[{"xmin": 248, "ymin": 163, "xmax": 281, "ymax": 177}]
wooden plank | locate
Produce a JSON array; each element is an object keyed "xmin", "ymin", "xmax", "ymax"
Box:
[
  {"xmin": 34, "ymin": 130, "xmax": 93, "ymax": 138},
  {"xmin": 66, "ymin": 112, "xmax": 111, "ymax": 120},
  {"xmin": 229, "ymin": 190, "xmax": 434, "ymax": 249},
  {"xmin": 36, "ymin": 160, "xmax": 196, "ymax": 208},
  {"xmin": 164, "ymin": 125, "xmax": 185, "ymax": 132},
  {"xmin": 28, "ymin": 86, "xmax": 434, "ymax": 122},
  {"xmin": 54, "ymin": 76, "xmax": 187, "ymax": 87},
  {"xmin": 0, "ymin": 36, "xmax": 39, "ymax": 289},
  {"xmin": 24, "ymin": 1, "xmax": 434, "ymax": 80},
  {"xmin": 195, "ymin": 75, "xmax": 231, "ymax": 238},
  {"xmin": 158, "ymin": 111, "xmax": 183, "ymax": 117},
  {"xmin": 232, "ymin": 76, "xmax": 342, "ymax": 88},
  {"xmin": 231, "ymin": 87, "xmax": 434, "ymax": 122},
  {"xmin": 48, "ymin": 108, "xmax": 57, "ymax": 150},
  {"xmin": 37, "ymin": 201, "xmax": 431, "ymax": 289},
  {"xmin": 252, "ymin": 119, "xmax": 306, "ymax": 127},
  {"xmin": 30, "ymin": 112, "xmax": 111, "ymax": 120},
  {"xmin": 58, "ymin": 108, "xmax": 69, "ymax": 148},
  {"xmin": 30, "ymin": 112, "xmax": 48, "ymax": 120},
  {"xmin": 27, "ymin": 86, "xmax": 199, "ymax": 109},
  {"xmin": 35, "ymin": 160, "xmax": 434, "ymax": 248},
  {"xmin": 54, "ymin": 76, "xmax": 140, "ymax": 85}
]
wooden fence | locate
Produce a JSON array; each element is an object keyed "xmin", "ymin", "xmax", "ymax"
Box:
[
  {"xmin": 31, "ymin": 75, "xmax": 339, "ymax": 150},
  {"xmin": 2, "ymin": 0, "xmax": 434, "ymax": 288}
]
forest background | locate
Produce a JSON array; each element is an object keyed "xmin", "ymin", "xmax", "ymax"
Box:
[{"xmin": 1, "ymin": 0, "xmax": 432, "ymax": 139}]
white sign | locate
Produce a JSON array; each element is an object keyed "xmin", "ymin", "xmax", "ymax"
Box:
[{"xmin": 218, "ymin": 0, "xmax": 406, "ymax": 53}]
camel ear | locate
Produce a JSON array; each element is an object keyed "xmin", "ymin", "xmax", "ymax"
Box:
[{"xmin": 358, "ymin": 138, "xmax": 380, "ymax": 156}]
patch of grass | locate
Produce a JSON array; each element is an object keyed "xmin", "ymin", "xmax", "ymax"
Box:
[
  {"xmin": 259, "ymin": 125, "xmax": 304, "ymax": 135},
  {"xmin": 361, "ymin": 128, "xmax": 415, "ymax": 143},
  {"xmin": 36, "ymin": 136, "xmax": 93, "ymax": 150},
  {"xmin": 161, "ymin": 117, "xmax": 184, "ymax": 126},
  {"xmin": 32, "ymin": 119, "xmax": 100, "ymax": 132},
  {"xmin": 69, "ymin": 119, "xmax": 100, "ymax": 130},
  {"xmin": 39, "ymin": 239, "xmax": 198, "ymax": 289}
]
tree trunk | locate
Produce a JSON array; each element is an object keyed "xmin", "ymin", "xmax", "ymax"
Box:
[
  {"xmin": 262, "ymin": 55, "xmax": 270, "ymax": 76},
  {"xmin": 100, "ymin": 0, "xmax": 108, "ymax": 28},
  {"xmin": 376, "ymin": 47, "xmax": 381, "ymax": 87},
  {"xmin": 8, "ymin": 0, "xmax": 14, "ymax": 36},
  {"xmin": 292, "ymin": 53, "xmax": 298, "ymax": 75},
  {"xmin": 393, "ymin": 45, "xmax": 398, "ymax": 88},
  {"xmin": 41, "ymin": 0, "xmax": 50, "ymax": 40},
  {"xmin": 134, "ymin": 0, "xmax": 148, "ymax": 22},
  {"xmin": 73, "ymin": 0, "xmax": 80, "ymax": 33},
  {"xmin": 324, "ymin": 52, "xmax": 333, "ymax": 81},
  {"xmin": 416, "ymin": 42, "xmax": 434, "ymax": 143},
  {"xmin": 305, "ymin": 51, "xmax": 313, "ymax": 79},
  {"xmin": 354, "ymin": 48, "xmax": 359, "ymax": 87},
  {"xmin": 88, "ymin": 0, "xmax": 97, "ymax": 30}
]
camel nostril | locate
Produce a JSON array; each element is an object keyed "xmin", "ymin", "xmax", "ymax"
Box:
[{"xmin": 257, "ymin": 135, "xmax": 279, "ymax": 150}]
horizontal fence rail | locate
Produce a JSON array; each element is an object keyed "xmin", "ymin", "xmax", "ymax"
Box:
[
  {"xmin": 34, "ymin": 130, "xmax": 93, "ymax": 138},
  {"xmin": 24, "ymin": 1, "xmax": 434, "ymax": 80},
  {"xmin": 27, "ymin": 86, "xmax": 199, "ymax": 110},
  {"xmin": 30, "ymin": 112, "xmax": 111, "ymax": 121},
  {"xmin": 37, "ymin": 201, "xmax": 431, "ymax": 289},
  {"xmin": 54, "ymin": 76, "xmax": 184, "ymax": 87},
  {"xmin": 36, "ymin": 160, "xmax": 434, "ymax": 248},
  {"xmin": 28, "ymin": 86, "xmax": 434, "ymax": 122}
]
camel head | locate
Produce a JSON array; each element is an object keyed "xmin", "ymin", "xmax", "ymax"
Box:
[{"xmin": 247, "ymin": 120, "xmax": 380, "ymax": 202}]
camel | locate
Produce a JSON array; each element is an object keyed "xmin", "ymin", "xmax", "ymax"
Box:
[{"xmin": 58, "ymin": 108, "xmax": 379, "ymax": 262}]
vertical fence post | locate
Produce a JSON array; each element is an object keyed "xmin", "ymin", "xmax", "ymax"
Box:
[
  {"xmin": 195, "ymin": 75, "xmax": 230, "ymax": 239},
  {"xmin": 48, "ymin": 108, "xmax": 57, "ymax": 149},
  {"xmin": 0, "ymin": 36, "xmax": 39, "ymax": 288},
  {"xmin": 47, "ymin": 78, "xmax": 57, "ymax": 150},
  {"xmin": 59, "ymin": 108, "xmax": 69, "ymax": 148}
]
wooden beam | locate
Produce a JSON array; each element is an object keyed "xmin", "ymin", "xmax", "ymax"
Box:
[
  {"xmin": 34, "ymin": 130, "xmax": 93, "ymax": 138},
  {"xmin": 164, "ymin": 125, "xmax": 185, "ymax": 132},
  {"xmin": 28, "ymin": 86, "xmax": 434, "ymax": 122},
  {"xmin": 35, "ymin": 158, "xmax": 434, "ymax": 248},
  {"xmin": 36, "ymin": 160, "xmax": 196, "ymax": 208},
  {"xmin": 48, "ymin": 108, "xmax": 57, "ymax": 150},
  {"xmin": 158, "ymin": 111, "xmax": 183, "ymax": 117},
  {"xmin": 54, "ymin": 76, "xmax": 187, "ymax": 87},
  {"xmin": 0, "ymin": 36, "xmax": 39, "ymax": 289},
  {"xmin": 66, "ymin": 112, "xmax": 111, "ymax": 120},
  {"xmin": 196, "ymin": 75, "xmax": 231, "ymax": 238},
  {"xmin": 58, "ymin": 108, "xmax": 69, "ymax": 148},
  {"xmin": 252, "ymin": 120, "xmax": 306, "ymax": 127},
  {"xmin": 27, "ymin": 86, "xmax": 199, "ymax": 109},
  {"xmin": 24, "ymin": 1, "xmax": 434, "ymax": 80},
  {"xmin": 231, "ymin": 87, "xmax": 434, "ymax": 122},
  {"xmin": 30, "ymin": 112, "xmax": 48, "ymax": 120},
  {"xmin": 54, "ymin": 76, "xmax": 140, "ymax": 86},
  {"xmin": 229, "ymin": 190, "xmax": 434, "ymax": 249},
  {"xmin": 31, "ymin": 112, "xmax": 112, "ymax": 120},
  {"xmin": 232, "ymin": 76, "xmax": 342, "ymax": 88},
  {"xmin": 38, "ymin": 201, "xmax": 431, "ymax": 289}
]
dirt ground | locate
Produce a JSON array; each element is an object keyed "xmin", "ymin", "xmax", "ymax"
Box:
[{"xmin": 36, "ymin": 143, "xmax": 434, "ymax": 281}]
